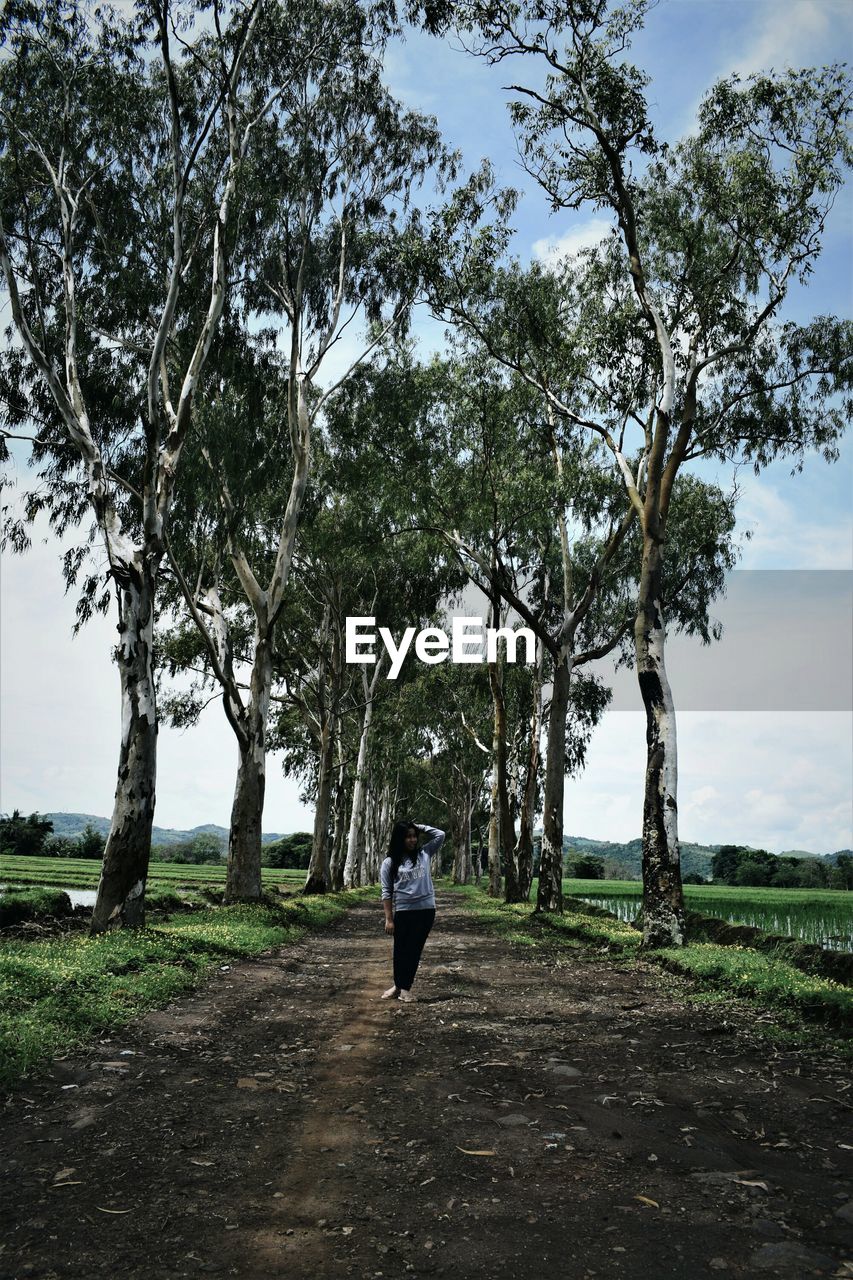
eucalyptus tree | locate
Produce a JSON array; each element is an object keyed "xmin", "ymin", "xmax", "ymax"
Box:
[
  {"xmin": 343, "ymin": 348, "xmax": 738, "ymax": 911},
  {"xmin": 420, "ymin": 664, "xmax": 493, "ymax": 885},
  {"xmin": 325, "ymin": 352, "xmax": 635, "ymax": 908},
  {"xmin": 0, "ymin": 0, "xmax": 284, "ymax": 930},
  {"xmin": 316, "ymin": 379, "xmax": 466, "ymax": 889},
  {"xmin": 284, "ymin": 556, "xmax": 349, "ymax": 896},
  {"xmin": 422, "ymin": 0, "xmax": 852, "ymax": 943},
  {"xmin": 163, "ymin": 2, "xmax": 456, "ymax": 901},
  {"xmin": 394, "ymin": 355, "xmax": 632, "ymax": 911}
]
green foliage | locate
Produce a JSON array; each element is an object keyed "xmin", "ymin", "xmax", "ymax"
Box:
[
  {"xmin": 76, "ymin": 823, "xmax": 106, "ymax": 860},
  {"xmin": 151, "ymin": 833, "xmax": 225, "ymax": 865},
  {"xmin": 42, "ymin": 836, "xmax": 79, "ymax": 859},
  {"xmin": 712, "ymin": 844, "xmax": 838, "ymax": 889},
  {"xmin": 263, "ymin": 832, "xmax": 314, "ymax": 869},
  {"xmin": 830, "ymin": 855, "xmax": 853, "ymax": 891},
  {"xmin": 1, "ymin": 815, "xmax": 106, "ymax": 861},
  {"xmin": 567, "ymin": 854, "xmax": 605, "ymax": 879},
  {"xmin": 0, "ymin": 811, "xmax": 54, "ymax": 857}
]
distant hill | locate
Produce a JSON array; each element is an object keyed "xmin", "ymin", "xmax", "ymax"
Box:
[
  {"xmin": 557, "ymin": 834, "xmax": 847, "ymax": 880},
  {"xmin": 36, "ymin": 815, "xmax": 850, "ymax": 868},
  {"xmin": 560, "ymin": 834, "xmax": 717, "ymax": 880},
  {"xmin": 781, "ymin": 848, "xmax": 852, "ymax": 865},
  {"xmin": 44, "ymin": 813, "xmax": 285, "ymax": 846}
]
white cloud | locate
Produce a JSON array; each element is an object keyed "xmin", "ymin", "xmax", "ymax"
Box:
[
  {"xmin": 727, "ymin": 0, "xmax": 838, "ymax": 80},
  {"xmin": 675, "ymin": 0, "xmax": 853, "ymax": 138},
  {"xmin": 735, "ymin": 474, "xmax": 853, "ymax": 570},
  {"xmin": 532, "ymin": 218, "xmax": 614, "ymax": 270},
  {"xmin": 564, "ymin": 710, "xmax": 852, "ymax": 854}
]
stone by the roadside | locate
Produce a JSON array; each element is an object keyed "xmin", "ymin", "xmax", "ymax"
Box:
[
  {"xmin": 752, "ymin": 1219, "xmax": 787, "ymax": 1240},
  {"xmin": 749, "ymin": 1242, "xmax": 837, "ymax": 1274},
  {"xmin": 495, "ymin": 1113, "xmax": 532, "ymax": 1128},
  {"xmin": 68, "ymin": 1107, "xmax": 98, "ymax": 1131},
  {"xmin": 834, "ymin": 1200, "xmax": 853, "ymax": 1225},
  {"xmin": 689, "ymin": 1170, "xmax": 760, "ymax": 1187},
  {"xmin": 546, "ymin": 1063, "xmax": 583, "ymax": 1078}
]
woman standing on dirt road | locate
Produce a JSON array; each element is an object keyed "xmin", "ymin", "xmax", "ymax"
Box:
[{"xmin": 380, "ymin": 820, "xmax": 445, "ymax": 1003}]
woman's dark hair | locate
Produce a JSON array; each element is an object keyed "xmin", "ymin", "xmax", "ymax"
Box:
[{"xmin": 387, "ymin": 820, "xmax": 420, "ymax": 885}]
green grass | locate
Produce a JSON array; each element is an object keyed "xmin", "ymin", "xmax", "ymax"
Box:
[
  {"xmin": 448, "ymin": 883, "xmax": 852, "ymax": 1032},
  {"xmin": 655, "ymin": 941, "xmax": 852, "ymax": 1025},
  {"xmin": 450, "ymin": 883, "xmax": 641, "ymax": 952},
  {"xmin": 0, "ymin": 887, "xmax": 372, "ymax": 1089}
]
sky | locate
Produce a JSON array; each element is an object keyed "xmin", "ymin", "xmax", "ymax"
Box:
[{"xmin": 1, "ymin": 0, "xmax": 852, "ymax": 854}]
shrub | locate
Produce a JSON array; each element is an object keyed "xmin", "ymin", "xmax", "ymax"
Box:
[{"xmin": 0, "ymin": 811, "xmax": 54, "ymax": 857}]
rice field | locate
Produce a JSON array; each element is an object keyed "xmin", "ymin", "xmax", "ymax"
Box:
[
  {"xmin": 0, "ymin": 853, "xmax": 305, "ymax": 895},
  {"xmin": 565, "ymin": 880, "xmax": 853, "ymax": 952}
]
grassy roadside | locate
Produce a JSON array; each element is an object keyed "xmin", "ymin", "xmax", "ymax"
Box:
[
  {"xmin": 0, "ymin": 887, "xmax": 373, "ymax": 1090},
  {"xmin": 445, "ymin": 883, "xmax": 853, "ymax": 1042}
]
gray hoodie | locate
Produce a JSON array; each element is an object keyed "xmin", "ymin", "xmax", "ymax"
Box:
[{"xmin": 380, "ymin": 823, "xmax": 445, "ymax": 911}]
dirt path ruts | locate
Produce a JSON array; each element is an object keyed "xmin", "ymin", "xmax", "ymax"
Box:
[{"xmin": 2, "ymin": 895, "xmax": 851, "ymax": 1280}]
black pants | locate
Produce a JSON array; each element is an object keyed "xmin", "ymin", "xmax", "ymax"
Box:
[{"xmin": 393, "ymin": 907, "xmax": 436, "ymax": 990}]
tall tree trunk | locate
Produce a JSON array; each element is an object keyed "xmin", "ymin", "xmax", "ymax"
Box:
[
  {"xmin": 636, "ymin": 539, "xmax": 685, "ymax": 946},
  {"xmin": 486, "ymin": 663, "xmax": 505, "ymax": 899},
  {"xmin": 91, "ymin": 564, "xmax": 158, "ymax": 934},
  {"xmin": 304, "ymin": 714, "xmax": 335, "ymax": 895},
  {"xmin": 374, "ymin": 780, "xmax": 394, "ymax": 880},
  {"xmin": 537, "ymin": 654, "xmax": 572, "ymax": 913},
  {"xmin": 225, "ymin": 632, "xmax": 273, "ymax": 902},
  {"xmin": 516, "ymin": 631, "xmax": 544, "ymax": 902},
  {"xmin": 462, "ymin": 781, "xmax": 475, "ymax": 883},
  {"xmin": 490, "ymin": 660, "xmax": 521, "ymax": 903},
  {"xmin": 330, "ymin": 754, "xmax": 348, "ymax": 891},
  {"xmin": 344, "ymin": 705, "xmax": 372, "ymax": 888},
  {"xmin": 486, "ymin": 773, "xmax": 501, "ymax": 898},
  {"xmin": 359, "ymin": 768, "xmax": 376, "ymax": 886},
  {"xmin": 474, "ymin": 829, "xmax": 484, "ymax": 885},
  {"xmin": 304, "ymin": 600, "xmax": 340, "ymax": 896},
  {"xmin": 343, "ymin": 660, "xmax": 382, "ymax": 889},
  {"xmin": 451, "ymin": 775, "xmax": 473, "ymax": 885}
]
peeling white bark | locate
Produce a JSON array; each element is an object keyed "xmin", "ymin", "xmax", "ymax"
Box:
[
  {"xmin": 91, "ymin": 569, "xmax": 158, "ymax": 933},
  {"xmin": 636, "ymin": 547, "xmax": 686, "ymax": 948},
  {"xmin": 343, "ymin": 661, "xmax": 383, "ymax": 890}
]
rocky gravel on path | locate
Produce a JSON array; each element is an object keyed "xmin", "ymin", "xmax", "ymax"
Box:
[{"xmin": 2, "ymin": 893, "xmax": 851, "ymax": 1280}]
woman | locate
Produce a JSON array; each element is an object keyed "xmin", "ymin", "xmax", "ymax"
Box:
[{"xmin": 380, "ymin": 819, "xmax": 445, "ymax": 1002}]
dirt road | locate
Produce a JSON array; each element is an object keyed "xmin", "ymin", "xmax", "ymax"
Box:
[{"xmin": 2, "ymin": 894, "xmax": 851, "ymax": 1280}]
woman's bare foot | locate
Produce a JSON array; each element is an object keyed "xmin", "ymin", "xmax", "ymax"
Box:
[
  {"xmin": 381, "ymin": 985, "xmax": 399, "ymax": 999},
  {"xmin": 398, "ymin": 989, "xmax": 416, "ymax": 1003}
]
